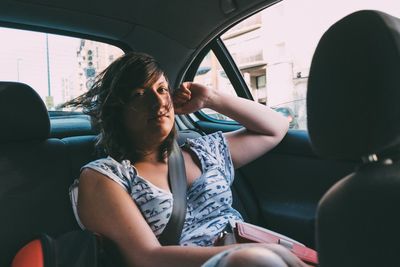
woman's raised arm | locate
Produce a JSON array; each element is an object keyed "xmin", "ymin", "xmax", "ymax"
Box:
[{"xmin": 173, "ymin": 82, "xmax": 289, "ymax": 169}]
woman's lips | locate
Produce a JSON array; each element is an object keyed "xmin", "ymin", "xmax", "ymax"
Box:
[{"xmin": 149, "ymin": 114, "xmax": 169, "ymax": 121}]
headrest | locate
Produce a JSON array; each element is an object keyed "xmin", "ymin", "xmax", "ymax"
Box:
[
  {"xmin": 307, "ymin": 10, "xmax": 400, "ymax": 160},
  {"xmin": 0, "ymin": 82, "xmax": 50, "ymax": 143}
]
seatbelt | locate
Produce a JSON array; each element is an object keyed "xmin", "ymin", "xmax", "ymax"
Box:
[{"xmin": 158, "ymin": 140, "xmax": 188, "ymax": 245}]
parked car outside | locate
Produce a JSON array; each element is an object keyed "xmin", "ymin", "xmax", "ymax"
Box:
[{"xmin": 273, "ymin": 106, "xmax": 299, "ymax": 129}]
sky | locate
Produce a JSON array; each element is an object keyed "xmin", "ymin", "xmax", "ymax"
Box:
[{"xmin": 271, "ymin": 0, "xmax": 400, "ymax": 70}]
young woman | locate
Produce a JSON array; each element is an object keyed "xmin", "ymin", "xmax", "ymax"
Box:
[{"xmin": 66, "ymin": 52, "xmax": 305, "ymax": 267}]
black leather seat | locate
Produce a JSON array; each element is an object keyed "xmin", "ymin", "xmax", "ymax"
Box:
[
  {"xmin": 0, "ymin": 82, "xmax": 80, "ymax": 266},
  {"xmin": 307, "ymin": 10, "xmax": 400, "ymax": 267}
]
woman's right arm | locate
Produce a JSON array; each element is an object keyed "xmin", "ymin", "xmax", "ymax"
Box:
[{"xmin": 77, "ymin": 168, "xmax": 234, "ymax": 267}]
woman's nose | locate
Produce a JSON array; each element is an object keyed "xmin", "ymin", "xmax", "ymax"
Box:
[{"xmin": 150, "ymin": 92, "xmax": 166, "ymax": 110}]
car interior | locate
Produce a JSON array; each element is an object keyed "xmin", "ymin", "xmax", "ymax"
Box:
[
  {"xmin": 307, "ymin": 10, "xmax": 400, "ymax": 267},
  {"xmin": 0, "ymin": 0, "xmax": 399, "ymax": 266}
]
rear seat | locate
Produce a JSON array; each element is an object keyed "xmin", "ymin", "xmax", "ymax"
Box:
[
  {"xmin": 0, "ymin": 81, "xmax": 260, "ymax": 266},
  {"xmin": 62, "ymin": 135, "xmax": 103, "ymax": 181},
  {"xmin": 0, "ymin": 82, "xmax": 79, "ymax": 266}
]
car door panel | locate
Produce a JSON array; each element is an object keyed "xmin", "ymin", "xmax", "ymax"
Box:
[
  {"xmin": 195, "ymin": 120, "xmax": 356, "ymax": 247},
  {"xmin": 242, "ymin": 146, "xmax": 356, "ymax": 247}
]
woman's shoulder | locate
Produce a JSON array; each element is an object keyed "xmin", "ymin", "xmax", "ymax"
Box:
[
  {"xmin": 80, "ymin": 156, "xmax": 135, "ymax": 192},
  {"xmin": 83, "ymin": 156, "xmax": 131, "ymax": 172}
]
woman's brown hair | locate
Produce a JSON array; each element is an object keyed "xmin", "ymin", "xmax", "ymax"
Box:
[{"xmin": 61, "ymin": 52, "xmax": 176, "ymax": 162}]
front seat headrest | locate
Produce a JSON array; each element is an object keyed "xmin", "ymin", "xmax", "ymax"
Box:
[
  {"xmin": 307, "ymin": 10, "xmax": 400, "ymax": 161},
  {"xmin": 0, "ymin": 82, "xmax": 50, "ymax": 143}
]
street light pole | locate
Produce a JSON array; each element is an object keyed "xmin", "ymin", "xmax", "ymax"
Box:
[
  {"xmin": 45, "ymin": 33, "xmax": 51, "ymax": 97},
  {"xmin": 44, "ymin": 33, "xmax": 54, "ymax": 109},
  {"xmin": 16, "ymin": 58, "xmax": 22, "ymax": 81}
]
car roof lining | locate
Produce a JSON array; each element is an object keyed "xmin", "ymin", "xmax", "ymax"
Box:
[
  {"xmin": 0, "ymin": 0, "xmax": 280, "ymax": 88},
  {"xmin": 1, "ymin": 0, "xmax": 279, "ymax": 48}
]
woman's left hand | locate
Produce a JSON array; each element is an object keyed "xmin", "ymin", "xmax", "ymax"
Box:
[{"xmin": 173, "ymin": 82, "xmax": 212, "ymax": 114}]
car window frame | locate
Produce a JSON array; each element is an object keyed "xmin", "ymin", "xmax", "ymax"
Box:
[{"xmin": 184, "ymin": 37, "xmax": 254, "ymax": 125}]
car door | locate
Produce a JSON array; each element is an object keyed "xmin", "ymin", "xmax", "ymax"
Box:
[
  {"xmin": 185, "ymin": 49, "xmax": 355, "ymax": 248},
  {"xmin": 178, "ymin": 4, "xmax": 363, "ymax": 248}
]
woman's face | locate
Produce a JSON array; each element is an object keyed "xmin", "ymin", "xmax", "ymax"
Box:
[{"xmin": 123, "ymin": 74, "xmax": 175, "ymax": 149}]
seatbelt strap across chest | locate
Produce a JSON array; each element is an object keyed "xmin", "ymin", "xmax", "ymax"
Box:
[{"xmin": 158, "ymin": 140, "xmax": 188, "ymax": 245}]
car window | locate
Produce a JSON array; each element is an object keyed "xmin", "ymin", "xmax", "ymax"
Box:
[
  {"xmin": 0, "ymin": 27, "xmax": 124, "ymax": 111},
  {"xmin": 193, "ymin": 0, "xmax": 400, "ymax": 130},
  {"xmin": 193, "ymin": 50, "xmax": 236, "ymax": 122}
]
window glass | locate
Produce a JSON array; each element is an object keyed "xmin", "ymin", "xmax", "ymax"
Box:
[
  {"xmin": 193, "ymin": 50, "xmax": 236, "ymax": 121},
  {"xmin": 0, "ymin": 27, "xmax": 124, "ymax": 110},
  {"xmin": 219, "ymin": 0, "xmax": 400, "ymax": 130}
]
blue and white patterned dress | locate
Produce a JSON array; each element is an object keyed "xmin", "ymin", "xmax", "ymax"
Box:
[{"xmin": 70, "ymin": 131, "xmax": 244, "ymax": 262}]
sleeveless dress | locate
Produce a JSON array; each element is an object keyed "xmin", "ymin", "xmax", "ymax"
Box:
[{"xmin": 69, "ymin": 131, "xmax": 244, "ymax": 265}]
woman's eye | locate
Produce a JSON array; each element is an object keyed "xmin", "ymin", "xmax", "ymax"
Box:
[{"xmin": 159, "ymin": 87, "xmax": 169, "ymax": 93}]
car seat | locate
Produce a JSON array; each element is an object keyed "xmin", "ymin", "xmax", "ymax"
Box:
[
  {"xmin": 0, "ymin": 82, "xmax": 80, "ymax": 266},
  {"xmin": 307, "ymin": 10, "xmax": 400, "ymax": 267}
]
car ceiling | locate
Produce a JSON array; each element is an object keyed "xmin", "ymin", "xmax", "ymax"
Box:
[{"xmin": 0, "ymin": 0, "xmax": 277, "ymax": 84}]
